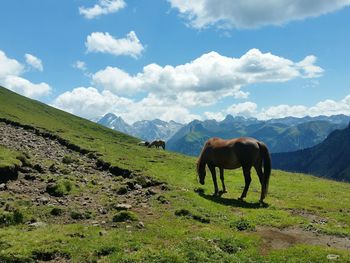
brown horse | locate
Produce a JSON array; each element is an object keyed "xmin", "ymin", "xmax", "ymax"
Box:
[
  {"xmin": 148, "ymin": 140, "xmax": 165, "ymax": 150},
  {"xmin": 196, "ymin": 137, "xmax": 271, "ymax": 203}
]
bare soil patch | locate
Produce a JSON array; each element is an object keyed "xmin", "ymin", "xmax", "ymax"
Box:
[{"xmin": 255, "ymin": 226, "xmax": 350, "ymax": 255}]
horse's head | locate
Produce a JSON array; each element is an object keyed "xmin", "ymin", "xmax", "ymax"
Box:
[{"xmin": 197, "ymin": 160, "xmax": 206, "ymax": 185}]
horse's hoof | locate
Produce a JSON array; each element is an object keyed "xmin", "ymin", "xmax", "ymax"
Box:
[
  {"xmin": 238, "ymin": 197, "xmax": 244, "ymax": 201},
  {"xmin": 259, "ymin": 200, "xmax": 268, "ymax": 207},
  {"xmin": 212, "ymin": 192, "xmax": 219, "ymax": 197}
]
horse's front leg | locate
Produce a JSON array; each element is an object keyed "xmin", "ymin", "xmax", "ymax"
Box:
[
  {"xmin": 208, "ymin": 165, "xmax": 219, "ymax": 196},
  {"xmin": 219, "ymin": 167, "xmax": 227, "ymax": 194}
]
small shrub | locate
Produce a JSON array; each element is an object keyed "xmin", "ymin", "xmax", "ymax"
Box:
[
  {"xmin": 70, "ymin": 211, "xmax": 85, "ymax": 220},
  {"xmin": 62, "ymin": 155, "xmax": 76, "ymax": 164},
  {"xmin": 116, "ymin": 186, "xmax": 128, "ymax": 195},
  {"xmin": 216, "ymin": 238, "xmax": 242, "ymax": 254},
  {"xmin": 12, "ymin": 210, "xmax": 24, "ymax": 224},
  {"xmin": 230, "ymin": 218, "xmax": 255, "ymax": 231},
  {"xmin": 33, "ymin": 164, "xmax": 44, "ymax": 173},
  {"xmin": 95, "ymin": 246, "xmax": 117, "ymax": 257},
  {"xmin": 16, "ymin": 154, "xmax": 32, "ymax": 167},
  {"xmin": 46, "ymin": 180, "xmax": 74, "ymax": 197},
  {"xmin": 175, "ymin": 209, "xmax": 210, "ymax": 223},
  {"xmin": 50, "ymin": 207, "xmax": 63, "ymax": 216},
  {"xmin": 32, "ymin": 249, "xmax": 70, "ymax": 261},
  {"xmin": 192, "ymin": 214, "xmax": 210, "ymax": 224},
  {"xmin": 0, "ymin": 210, "xmax": 24, "ymax": 226},
  {"xmin": 113, "ymin": 211, "xmax": 137, "ymax": 222},
  {"xmin": 175, "ymin": 209, "xmax": 191, "ymax": 217}
]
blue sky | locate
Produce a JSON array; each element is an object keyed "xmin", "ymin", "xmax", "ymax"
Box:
[{"xmin": 1, "ymin": 0, "xmax": 350, "ymax": 123}]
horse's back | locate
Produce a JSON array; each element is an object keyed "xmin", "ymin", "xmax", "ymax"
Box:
[{"xmin": 203, "ymin": 137, "xmax": 261, "ymax": 169}]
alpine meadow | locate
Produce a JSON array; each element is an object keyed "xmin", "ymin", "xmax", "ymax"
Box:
[{"xmin": 1, "ymin": 1, "xmax": 350, "ymax": 262}]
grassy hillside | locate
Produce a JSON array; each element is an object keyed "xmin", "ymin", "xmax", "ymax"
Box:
[
  {"xmin": 0, "ymin": 87, "xmax": 349, "ymax": 262},
  {"xmin": 273, "ymin": 123, "xmax": 350, "ymax": 181}
]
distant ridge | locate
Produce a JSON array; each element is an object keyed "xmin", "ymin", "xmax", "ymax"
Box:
[
  {"xmin": 272, "ymin": 123, "xmax": 350, "ymax": 181},
  {"xmin": 166, "ymin": 114, "xmax": 350, "ymax": 156},
  {"xmin": 97, "ymin": 113, "xmax": 183, "ymax": 142}
]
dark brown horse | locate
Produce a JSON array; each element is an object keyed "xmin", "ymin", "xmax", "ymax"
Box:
[
  {"xmin": 196, "ymin": 137, "xmax": 271, "ymax": 202},
  {"xmin": 148, "ymin": 140, "xmax": 165, "ymax": 150}
]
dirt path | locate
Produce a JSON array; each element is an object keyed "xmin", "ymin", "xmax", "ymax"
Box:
[
  {"xmin": 0, "ymin": 122, "xmax": 165, "ymax": 225},
  {"xmin": 255, "ymin": 226, "xmax": 350, "ymax": 254}
]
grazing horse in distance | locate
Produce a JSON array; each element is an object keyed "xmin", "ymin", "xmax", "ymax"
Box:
[
  {"xmin": 138, "ymin": 141, "xmax": 150, "ymax": 147},
  {"xmin": 197, "ymin": 137, "xmax": 271, "ymax": 203},
  {"xmin": 148, "ymin": 140, "xmax": 165, "ymax": 150}
]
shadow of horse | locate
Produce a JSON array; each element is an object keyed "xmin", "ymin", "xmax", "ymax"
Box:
[{"xmin": 194, "ymin": 188, "xmax": 269, "ymax": 209}]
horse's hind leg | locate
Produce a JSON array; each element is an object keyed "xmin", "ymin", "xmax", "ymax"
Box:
[
  {"xmin": 254, "ymin": 164, "xmax": 265, "ymax": 202},
  {"xmin": 219, "ymin": 167, "xmax": 227, "ymax": 193},
  {"xmin": 239, "ymin": 166, "xmax": 252, "ymax": 201},
  {"xmin": 208, "ymin": 164, "xmax": 219, "ymax": 196}
]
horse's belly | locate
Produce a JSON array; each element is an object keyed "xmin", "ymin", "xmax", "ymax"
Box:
[
  {"xmin": 222, "ymin": 162, "xmax": 241, "ymax": 169},
  {"xmin": 213, "ymin": 152, "xmax": 240, "ymax": 169}
]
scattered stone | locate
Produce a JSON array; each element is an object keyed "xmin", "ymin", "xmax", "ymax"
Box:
[
  {"xmin": 146, "ymin": 189, "xmax": 157, "ymax": 196},
  {"xmin": 327, "ymin": 254, "xmax": 340, "ymax": 260},
  {"xmin": 29, "ymin": 221, "xmax": 47, "ymax": 228},
  {"xmin": 137, "ymin": 221, "xmax": 145, "ymax": 229},
  {"xmin": 38, "ymin": 197, "xmax": 49, "ymax": 204},
  {"xmin": 134, "ymin": 184, "xmax": 142, "ymax": 190},
  {"xmin": 0, "ymin": 183, "xmax": 7, "ymax": 191},
  {"xmin": 98, "ymin": 207, "xmax": 108, "ymax": 214}
]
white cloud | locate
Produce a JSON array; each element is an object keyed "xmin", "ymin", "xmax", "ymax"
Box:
[
  {"xmin": 259, "ymin": 99, "xmax": 350, "ymax": 119},
  {"xmin": 79, "ymin": 0, "xmax": 126, "ymax": 19},
  {"xmin": 226, "ymin": 102, "xmax": 258, "ymax": 117},
  {"xmin": 0, "ymin": 50, "xmax": 51, "ymax": 99},
  {"xmin": 53, "ymin": 87, "xmax": 132, "ymax": 120},
  {"xmin": 92, "ymin": 49, "xmax": 323, "ymax": 105},
  {"xmin": 53, "ymin": 85, "xmax": 350, "ymax": 124},
  {"xmin": 168, "ymin": 0, "xmax": 350, "ymax": 29},
  {"xmin": 73, "ymin": 60, "xmax": 87, "ymax": 71},
  {"xmin": 258, "ymin": 104, "xmax": 308, "ymax": 119},
  {"xmin": 86, "ymin": 31, "xmax": 144, "ymax": 58},
  {"xmin": 25, "ymin": 53, "xmax": 43, "ymax": 71},
  {"xmin": 92, "ymin": 66, "xmax": 143, "ymax": 96},
  {"xmin": 52, "ymin": 87, "xmax": 200, "ymax": 124},
  {"xmin": 3, "ymin": 76, "xmax": 51, "ymax": 99},
  {"xmin": 0, "ymin": 50, "xmax": 24, "ymax": 78}
]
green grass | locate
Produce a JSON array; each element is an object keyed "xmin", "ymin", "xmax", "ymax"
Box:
[
  {"xmin": 0, "ymin": 145, "xmax": 21, "ymax": 169},
  {"xmin": 0, "ymin": 86, "xmax": 349, "ymax": 262}
]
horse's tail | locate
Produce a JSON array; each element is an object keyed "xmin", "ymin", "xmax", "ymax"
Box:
[{"xmin": 258, "ymin": 142, "xmax": 271, "ymax": 196}]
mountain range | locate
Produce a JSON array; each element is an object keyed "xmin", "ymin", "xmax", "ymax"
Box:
[
  {"xmin": 97, "ymin": 113, "xmax": 183, "ymax": 142},
  {"xmin": 272, "ymin": 122, "xmax": 350, "ymax": 181},
  {"xmin": 97, "ymin": 113, "xmax": 350, "ymax": 158},
  {"xmin": 166, "ymin": 114, "xmax": 350, "ymax": 156}
]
